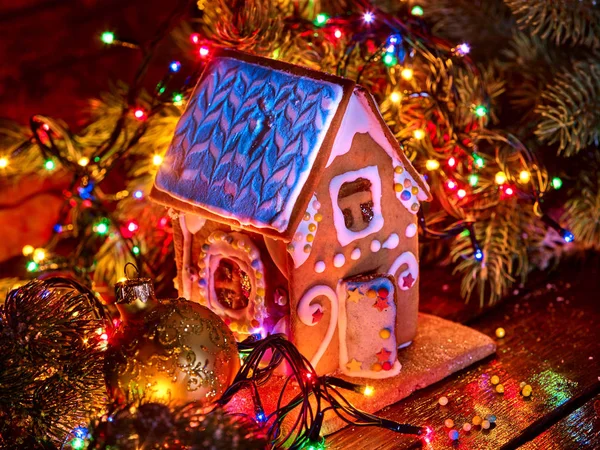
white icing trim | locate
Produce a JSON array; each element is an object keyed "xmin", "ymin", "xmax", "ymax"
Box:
[
  {"xmin": 382, "ymin": 233, "xmax": 399, "ymax": 249},
  {"xmin": 198, "ymin": 231, "xmax": 267, "ymax": 332},
  {"xmin": 326, "ymin": 91, "xmax": 427, "ymax": 215},
  {"xmin": 370, "ymin": 239, "xmax": 381, "ymax": 252},
  {"xmin": 336, "ymin": 282, "xmax": 401, "ymax": 379},
  {"xmin": 297, "ymin": 285, "xmax": 338, "ymax": 370},
  {"xmin": 333, "ymin": 253, "xmax": 345, "ymax": 268},
  {"xmin": 350, "ymin": 248, "xmax": 361, "ymax": 260},
  {"xmin": 288, "ymin": 193, "xmax": 320, "ymax": 269},
  {"xmin": 388, "ymin": 251, "xmax": 419, "ymax": 291},
  {"xmin": 405, "ymin": 223, "xmax": 417, "ymax": 238},
  {"xmin": 315, "ymin": 261, "xmax": 326, "ymax": 273},
  {"xmin": 398, "ymin": 340, "xmax": 412, "ymax": 350},
  {"xmin": 184, "ymin": 214, "xmax": 206, "ymax": 234},
  {"xmin": 329, "ymin": 165, "xmax": 384, "ymax": 247},
  {"xmin": 179, "ymin": 214, "xmax": 193, "ymax": 300}
]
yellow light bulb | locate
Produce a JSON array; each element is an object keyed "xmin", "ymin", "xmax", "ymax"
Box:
[
  {"xmin": 364, "ymin": 385, "xmax": 375, "ymax": 396},
  {"xmin": 425, "ymin": 159, "xmax": 440, "ymax": 171},
  {"xmin": 519, "ymin": 170, "xmax": 531, "ymax": 183},
  {"xmin": 78, "ymin": 157, "xmax": 90, "ymax": 167},
  {"xmin": 495, "ymin": 171, "xmax": 507, "ymax": 185},
  {"xmin": 390, "ymin": 92, "xmax": 402, "ymax": 103},
  {"xmin": 413, "ymin": 129, "xmax": 425, "ymax": 140},
  {"xmin": 152, "ymin": 154, "xmax": 164, "ymax": 166},
  {"xmin": 32, "ymin": 248, "xmax": 46, "ymax": 263},
  {"xmin": 401, "ymin": 68, "xmax": 413, "ymax": 80},
  {"xmin": 0, "ymin": 157, "xmax": 8, "ymax": 168},
  {"xmin": 22, "ymin": 245, "xmax": 35, "ymax": 256}
]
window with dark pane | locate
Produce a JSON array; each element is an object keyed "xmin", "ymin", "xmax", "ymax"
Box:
[
  {"xmin": 214, "ymin": 258, "xmax": 252, "ymax": 310},
  {"xmin": 337, "ymin": 178, "xmax": 375, "ymax": 232}
]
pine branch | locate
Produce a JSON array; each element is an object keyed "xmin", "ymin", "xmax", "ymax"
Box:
[
  {"xmin": 563, "ymin": 155, "xmax": 600, "ymax": 249},
  {"xmin": 535, "ymin": 60, "xmax": 600, "ymax": 156},
  {"xmin": 504, "ymin": 0, "xmax": 600, "ymax": 48}
]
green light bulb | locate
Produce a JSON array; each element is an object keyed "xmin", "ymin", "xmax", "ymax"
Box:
[
  {"xmin": 469, "ymin": 174, "xmax": 479, "ymax": 186},
  {"xmin": 474, "ymin": 105, "xmax": 488, "ymax": 117},
  {"xmin": 551, "ymin": 177, "xmax": 563, "ymax": 189},
  {"xmin": 27, "ymin": 261, "xmax": 38, "ymax": 272},
  {"xmin": 314, "ymin": 13, "xmax": 329, "ymax": 26},
  {"xmin": 173, "ymin": 93, "xmax": 183, "ymax": 104},
  {"xmin": 101, "ymin": 31, "xmax": 115, "ymax": 45},
  {"xmin": 132, "ymin": 245, "xmax": 140, "ymax": 255},
  {"xmin": 383, "ymin": 53, "xmax": 397, "ymax": 67},
  {"xmin": 95, "ymin": 220, "xmax": 109, "ymax": 235},
  {"xmin": 44, "ymin": 160, "xmax": 55, "ymax": 170},
  {"xmin": 411, "ymin": 5, "xmax": 424, "ymax": 16},
  {"xmin": 71, "ymin": 438, "xmax": 85, "ymax": 450}
]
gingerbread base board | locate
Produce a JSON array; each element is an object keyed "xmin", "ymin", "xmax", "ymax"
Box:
[{"xmin": 227, "ymin": 313, "xmax": 496, "ymax": 437}]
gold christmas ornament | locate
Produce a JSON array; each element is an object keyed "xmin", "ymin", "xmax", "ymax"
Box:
[{"xmin": 105, "ymin": 274, "xmax": 240, "ymax": 407}]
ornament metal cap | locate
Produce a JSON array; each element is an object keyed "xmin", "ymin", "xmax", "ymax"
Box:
[{"xmin": 114, "ymin": 263, "xmax": 158, "ymax": 312}]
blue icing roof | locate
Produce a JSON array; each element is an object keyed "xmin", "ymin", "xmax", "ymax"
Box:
[{"xmin": 155, "ymin": 56, "xmax": 344, "ymax": 232}]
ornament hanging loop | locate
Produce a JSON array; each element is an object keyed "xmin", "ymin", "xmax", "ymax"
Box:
[{"xmin": 124, "ymin": 262, "xmax": 141, "ymax": 280}]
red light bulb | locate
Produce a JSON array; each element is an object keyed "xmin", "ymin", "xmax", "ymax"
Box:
[
  {"xmin": 448, "ymin": 157, "xmax": 456, "ymax": 167},
  {"xmin": 446, "ymin": 180, "xmax": 457, "ymax": 190},
  {"xmin": 199, "ymin": 46, "xmax": 209, "ymax": 57},
  {"xmin": 133, "ymin": 108, "xmax": 146, "ymax": 120},
  {"xmin": 190, "ymin": 33, "xmax": 200, "ymax": 44}
]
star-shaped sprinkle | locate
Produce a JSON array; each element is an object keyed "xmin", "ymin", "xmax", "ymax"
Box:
[
  {"xmin": 312, "ymin": 308, "xmax": 324, "ymax": 324},
  {"xmin": 373, "ymin": 297, "xmax": 389, "ymax": 312},
  {"xmin": 346, "ymin": 358, "xmax": 363, "ymax": 372},
  {"xmin": 347, "ymin": 288, "xmax": 362, "ymax": 303},
  {"xmin": 402, "ymin": 273, "xmax": 415, "ymax": 288},
  {"xmin": 376, "ymin": 348, "xmax": 392, "ymax": 363}
]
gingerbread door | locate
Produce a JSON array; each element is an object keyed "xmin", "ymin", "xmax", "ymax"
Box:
[{"xmin": 338, "ymin": 274, "xmax": 401, "ymax": 378}]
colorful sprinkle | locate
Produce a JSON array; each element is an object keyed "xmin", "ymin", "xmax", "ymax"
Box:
[
  {"xmin": 371, "ymin": 362, "xmax": 382, "ymax": 372},
  {"xmin": 481, "ymin": 420, "xmax": 491, "ymax": 430},
  {"xmin": 404, "ymin": 179, "xmax": 411, "ymax": 188},
  {"xmin": 308, "ymin": 223, "xmax": 317, "ymax": 232},
  {"xmin": 463, "ymin": 423, "xmax": 472, "ymax": 432},
  {"xmin": 449, "ymin": 430, "xmax": 459, "ymax": 441},
  {"xmin": 444, "ymin": 419, "xmax": 454, "ymax": 428},
  {"xmin": 394, "ymin": 183, "xmax": 403, "ymax": 193},
  {"xmin": 472, "ymin": 416, "xmax": 482, "ymax": 426},
  {"xmin": 306, "ymin": 234, "xmax": 314, "ymax": 242},
  {"xmin": 522, "ymin": 384, "xmax": 533, "ymax": 397},
  {"xmin": 411, "ymin": 186, "xmax": 419, "ymax": 195},
  {"xmin": 314, "ymin": 213, "xmax": 323, "ymax": 222},
  {"xmin": 394, "ymin": 166, "xmax": 404, "ymax": 174},
  {"xmin": 495, "ymin": 384, "xmax": 505, "ymax": 394},
  {"xmin": 495, "ymin": 327, "xmax": 506, "ymax": 338},
  {"xmin": 491, "ymin": 375, "xmax": 500, "ymax": 385},
  {"xmin": 378, "ymin": 287, "xmax": 389, "ymax": 298},
  {"xmin": 411, "ymin": 203, "xmax": 419, "ymax": 211},
  {"xmin": 438, "ymin": 396, "xmax": 449, "ymax": 406},
  {"xmin": 304, "ymin": 244, "xmax": 312, "ymax": 253},
  {"xmin": 367, "ymin": 289, "xmax": 377, "ymax": 298},
  {"xmin": 379, "ymin": 328, "xmax": 391, "ymax": 339},
  {"xmin": 382, "ymin": 361, "xmax": 392, "ymax": 371},
  {"xmin": 401, "ymin": 190, "xmax": 411, "ymax": 201}
]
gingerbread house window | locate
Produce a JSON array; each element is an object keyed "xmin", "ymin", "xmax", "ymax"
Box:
[
  {"xmin": 214, "ymin": 258, "xmax": 252, "ymax": 310},
  {"xmin": 329, "ymin": 165, "xmax": 384, "ymax": 247},
  {"xmin": 338, "ymin": 178, "xmax": 374, "ymax": 232}
]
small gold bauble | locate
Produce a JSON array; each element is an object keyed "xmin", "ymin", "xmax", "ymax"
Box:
[{"xmin": 105, "ymin": 277, "xmax": 239, "ymax": 407}]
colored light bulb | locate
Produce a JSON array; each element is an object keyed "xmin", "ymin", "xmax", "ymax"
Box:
[
  {"xmin": 0, "ymin": 157, "xmax": 8, "ymax": 168},
  {"xmin": 504, "ymin": 186, "xmax": 515, "ymax": 196},
  {"xmin": 457, "ymin": 188, "xmax": 466, "ymax": 198},
  {"xmin": 314, "ymin": 13, "xmax": 329, "ymax": 26},
  {"xmin": 413, "ymin": 129, "xmax": 425, "ymax": 140},
  {"xmin": 561, "ymin": 229, "xmax": 574, "ymax": 243},
  {"xmin": 425, "ymin": 159, "xmax": 440, "ymax": 170},
  {"xmin": 401, "ymin": 68, "xmax": 413, "ymax": 80},
  {"xmin": 457, "ymin": 43, "xmax": 470, "ymax": 55},
  {"xmin": 70, "ymin": 437, "xmax": 85, "ymax": 450},
  {"xmin": 101, "ymin": 31, "xmax": 115, "ymax": 44},
  {"xmin": 334, "ymin": 29, "xmax": 342, "ymax": 39},
  {"xmin": 133, "ymin": 108, "xmax": 146, "ymax": 120},
  {"xmin": 363, "ymin": 12, "xmax": 374, "ymax": 23},
  {"xmin": 22, "ymin": 245, "xmax": 34, "ymax": 256},
  {"xmin": 32, "ymin": 248, "xmax": 46, "ymax": 263},
  {"xmin": 78, "ymin": 157, "xmax": 90, "ymax": 167},
  {"xmin": 519, "ymin": 170, "xmax": 531, "ymax": 183},
  {"xmin": 411, "ymin": 5, "xmax": 424, "ymax": 16},
  {"xmin": 474, "ymin": 155, "xmax": 485, "ymax": 168},
  {"xmin": 448, "ymin": 157, "xmax": 456, "ymax": 167},
  {"xmin": 474, "ymin": 105, "xmax": 488, "ymax": 117},
  {"xmin": 469, "ymin": 174, "xmax": 479, "ymax": 186},
  {"xmin": 390, "ymin": 92, "xmax": 402, "ymax": 103},
  {"xmin": 173, "ymin": 93, "xmax": 183, "ymax": 105},
  {"xmin": 132, "ymin": 245, "xmax": 140, "ymax": 255},
  {"xmin": 44, "ymin": 159, "xmax": 55, "ymax": 170},
  {"xmin": 383, "ymin": 53, "xmax": 397, "ymax": 66},
  {"xmin": 474, "ymin": 248, "xmax": 484, "ymax": 261},
  {"xmin": 27, "ymin": 261, "xmax": 38, "ymax": 272},
  {"xmin": 363, "ymin": 385, "xmax": 374, "ymax": 396},
  {"xmin": 169, "ymin": 60, "xmax": 181, "ymax": 72},
  {"xmin": 495, "ymin": 171, "xmax": 507, "ymax": 185},
  {"xmin": 152, "ymin": 154, "xmax": 164, "ymax": 166},
  {"xmin": 190, "ymin": 33, "xmax": 200, "ymax": 44},
  {"xmin": 199, "ymin": 46, "xmax": 209, "ymax": 57},
  {"xmin": 95, "ymin": 220, "xmax": 109, "ymax": 235},
  {"xmin": 446, "ymin": 180, "xmax": 457, "ymax": 190},
  {"xmin": 133, "ymin": 190, "xmax": 143, "ymax": 199},
  {"xmin": 551, "ymin": 177, "xmax": 563, "ymax": 189}
]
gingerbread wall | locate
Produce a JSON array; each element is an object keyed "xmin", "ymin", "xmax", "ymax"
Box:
[{"xmin": 288, "ymin": 130, "xmax": 422, "ymax": 375}]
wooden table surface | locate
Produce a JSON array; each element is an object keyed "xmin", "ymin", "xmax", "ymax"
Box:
[
  {"xmin": 2, "ymin": 2, "xmax": 599, "ymax": 449},
  {"xmin": 329, "ymin": 264, "xmax": 600, "ymax": 449}
]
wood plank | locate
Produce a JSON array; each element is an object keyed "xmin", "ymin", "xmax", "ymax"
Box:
[
  {"xmin": 519, "ymin": 395, "xmax": 600, "ymax": 450},
  {"xmin": 327, "ymin": 264, "xmax": 600, "ymax": 449}
]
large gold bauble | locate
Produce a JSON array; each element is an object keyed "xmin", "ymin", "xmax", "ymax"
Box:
[{"xmin": 105, "ymin": 277, "xmax": 239, "ymax": 407}]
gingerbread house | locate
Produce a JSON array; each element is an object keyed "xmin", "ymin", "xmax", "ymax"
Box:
[{"xmin": 151, "ymin": 50, "xmax": 431, "ymax": 378}]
